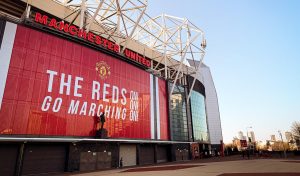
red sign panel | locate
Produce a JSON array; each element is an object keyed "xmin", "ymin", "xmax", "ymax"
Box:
[
  {"xmin": 34, "ymin": 12, "xmax": 151, "ymax": 68},
  {"xmin": 0, "ymin": 25, "xmax": 154, "ymax": 139},
  {"xmin": 158, "ymin": 78, "xmax": 169, "ymax": 140}
]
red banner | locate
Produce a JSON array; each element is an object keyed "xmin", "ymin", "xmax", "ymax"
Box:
[
  {"xmin": 158, "ymin": 78, "xmax": 169, "ymax": 140},
  {"xmin": 0, "ymin": 25, "xmax": 154, "ymax": 139}
]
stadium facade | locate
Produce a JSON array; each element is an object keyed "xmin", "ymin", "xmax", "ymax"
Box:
[{"xmin": 0, "ymin": 0, "xmax": 222, "ymax": 175}]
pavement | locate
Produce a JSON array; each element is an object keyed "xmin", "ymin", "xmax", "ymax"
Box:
[{"xmin": 67, "ymin": 156, "xmax": 300, "ymax": 176}]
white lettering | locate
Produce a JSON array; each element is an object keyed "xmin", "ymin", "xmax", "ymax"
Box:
[
  {"xmin": 115, "ymin": 107, "xmax": 121, "ymax": 119},
  {"xmin": 103, "ymin": 83, "xmax": 110, "ymax": 102},
  {"xmin": 130, "ymin": 91, "xmax": 138, "ymax": 100},
  {"xmin": 111, "ymin": 106, "xmax": 115, "ymax": 118},
  {"xmin": 46, "ymin": 70, "xmax": 57, "ymax": 92},
  {"xmin": 97, "ymin": 104, "xmax": 103, "ymax": 116},
  {"xmin": 68, "ymin": 100, "xmax": 80, "ymax": 114},
  {"xmin": 121, "ymin": 88, "xmax": 127, "ymax": 105},
  {"xmin": 122, "ymin": 108, "xmax": 126, "ymax": 120},
  {"xmin": 104, "ymin": 105, "xmax": 111, "ymax": 117},
  {"xmin": 41, "ymin": 96, "xmax": 52, "ymax": 111},
  {"xmin": 52, "ymin": 97, "xmax": 62, "ymax": 112},
  {"xmin": 89, "ymin": 103, "xmax": 96, "ymax": 116},
  {"xmin": 59, "ymin": 73, "xmax": 72, "ymax": 95},
  {"xmin": 112, "ymin": 86, "xmax": 119, "ymax": 104},
  {"xmin": 130, "ymin": 100, "xmax": 139, "ymax": 110},
  {"xmin": 92, "ymin": 81, "xmax": 100, "ymax": 100},
  {"xmin": 74, "ymin": 77, "xmax": 83, "ymax": 97},
  {"xmin": 79, "ymin": 101, "xmax": 87, "ymax": 115},
  {"xmin": 130, "ymin": 110, "xmax": 138, "ymax": 121}
]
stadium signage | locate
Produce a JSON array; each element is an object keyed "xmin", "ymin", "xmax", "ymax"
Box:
[
  {"xmin": 41, "ymin": 69, "xmax": 140, "ymax": 122},
  {"xmin": 34, "ymin": 12, "xmax": 151, "ymax": 68}
]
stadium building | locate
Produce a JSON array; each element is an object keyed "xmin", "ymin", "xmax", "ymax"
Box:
[{"xmin": 0, "ymin": 0, "xmax": 223, "ymax": 175}]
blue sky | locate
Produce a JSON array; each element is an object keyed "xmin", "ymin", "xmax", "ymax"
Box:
[{"xmin": 148, "ymin": 0, "xmax": 300, "ymax": 142}]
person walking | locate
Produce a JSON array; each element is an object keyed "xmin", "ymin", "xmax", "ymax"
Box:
[
  {"xmin": 247, "ymin": 149, "xmax": 250, "ymax": 159},
  {"xmin": 242, "ymin": 150, "xmax": 245, "ymax": 159},
  {"xmin": 119, "ymin": 157, "xmax": 123, "ymax": 168}
]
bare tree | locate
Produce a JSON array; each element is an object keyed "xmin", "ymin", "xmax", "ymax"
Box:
[{"xmin": 291, "ymin": 121, "xmax": 300, "ymax": 140}]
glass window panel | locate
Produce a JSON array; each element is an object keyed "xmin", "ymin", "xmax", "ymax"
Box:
[{"xmin": 190, "ymin": 91, "xmax": 209, "ymax": 142}]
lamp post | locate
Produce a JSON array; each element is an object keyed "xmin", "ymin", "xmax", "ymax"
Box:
[
  {"xmin": 246, "ymin": 127, "xmax": 252, "ymax": 143},
  {"xmin": 278, "ymin": 130, "xmax": 287, "ymax": 158},
  {"xmin": 246, "ymin": 126, "xmax": 252, "ymax": 154}
]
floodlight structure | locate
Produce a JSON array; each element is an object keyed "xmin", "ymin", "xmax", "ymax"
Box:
[
  {"xmin": 133, "ymin": 14, "xmax": 206, "ymax": 98},
  {"xmin": 56, "ymin": 0, "xmax": 147, "ymax": 44},
  {"xmin": 53, "ymin": 0, "xmax": 206, "ymax": 100}
]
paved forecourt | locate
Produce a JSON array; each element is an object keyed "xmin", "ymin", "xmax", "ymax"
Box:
[{"xmin": 70, "ymin": 159, "xmax": 300, "ymax": 176}]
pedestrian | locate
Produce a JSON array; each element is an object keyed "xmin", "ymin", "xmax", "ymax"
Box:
[
  {"xmin": 247, "ymin": 149, "xmax": 250, "ymax": 159},
  {"xmin": 259, "ymin": 150, "xmax": 262, "ymax": 157},
  {"xmin": 119, "ymin": 157, "xmax": 123, "ymax": 168}
]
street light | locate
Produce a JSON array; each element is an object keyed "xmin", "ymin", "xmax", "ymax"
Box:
[
  {"xmin": 246, "ymin": 127, "xmax": 252, "ymax": 143},
  {"xmin": 246, "ymin": 126, "xmax": 253, "ymax": 154},
  {"xmin": 278, "ymin": 130, "xmax": 287, "ymax": 158}
]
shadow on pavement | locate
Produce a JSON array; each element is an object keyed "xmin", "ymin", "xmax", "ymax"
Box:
[
  {"xmin": 218, "ymin": 173, "xmax": 300, "ymax": 176},
  {"xmin": 122, "ymin": 165, "xmax": 204, "ymax": 172}
]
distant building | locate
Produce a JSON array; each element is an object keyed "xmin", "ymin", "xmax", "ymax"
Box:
[
  {"xmin": 238, "ymin": 131, "xmax": 243, "ymax": 139},
  {"xmin": 271, "ymin": 135, "xmax": 276, "ymax": 141},
  {"xmin": 232, "ymin": 137, "xmax": 246, "ymax": 151},
  {"xmin": 238, "ymin": 131, "xmax": 246, "ymax": 140}
]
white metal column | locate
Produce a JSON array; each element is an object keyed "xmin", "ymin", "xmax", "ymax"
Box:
[{"xmin": 0, "ymin": 22, "xmax": 17, "ymax": 110}]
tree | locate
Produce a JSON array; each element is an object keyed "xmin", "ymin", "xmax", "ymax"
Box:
[
  {"xmin": 291, "ymin": 121, "xmax": 300, "ymax": 139},
  {"xmin": 291, "ymin": 121, "xmax": 300, "ymax": 148},
  {"xmin": 266, "ymin": 140, "xmax": 271, "ymax": 147}
]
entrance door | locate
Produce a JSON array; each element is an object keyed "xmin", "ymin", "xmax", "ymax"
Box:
[
  {"xmin": 0, "ymin": 144, "xmax": 19, "ymax": 176},
  {"xmin": 79, "ymin": 152, "xmax": 97, "ymax": 171},
  {"xmin": 157, "ymin": 145, "xmax": 168, "ymax": 163},
  {"xmin": 96, "ymin": 152, "xmax": 111, "ymax": 169},
  {"xmin": 22, "ymin": 144, "xmax": 67, "ymax": 175},
  {"xmin": 119, "ymin": 144, "xmax": 136, "ymax": 167},
  {"xmin": 175, "ymin": 149, "xmax": 189, "ymax": 161},
  {"xmin": 79, "ymin": 151, "xmax": 112, "ymax": 171},
  {"xmin": 139, "ymin": 145, "xmax": 154, "ymax": 165}
]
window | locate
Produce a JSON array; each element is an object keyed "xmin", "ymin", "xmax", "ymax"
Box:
[
  {"xmin": 169, "ymin": 84, "xmax": 188, "ymax": 141},
  {"xmin": 190, "ymin": 91, "xmax": 209, "ymax": 142}
]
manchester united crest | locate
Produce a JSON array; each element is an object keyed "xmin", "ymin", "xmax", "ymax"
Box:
[{"xmin": 96, "ymin": 61, "xmax": 111, "ymax": 79}]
